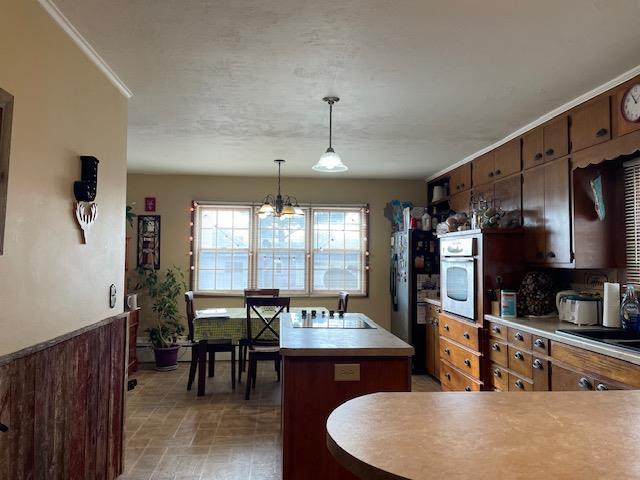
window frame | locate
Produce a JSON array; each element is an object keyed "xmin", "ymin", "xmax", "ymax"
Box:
[{"xmin": 190, "ymin": 201, "xmax": 369, "ymax": 297}]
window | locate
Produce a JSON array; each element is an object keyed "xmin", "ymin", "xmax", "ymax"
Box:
[
  {"xmin": 191, "ymin": 202, "xmax": 368, "ymax": 296},
  {"xmin": 624, "ymin": 158, "xmax": 640, "ymax": 285}
]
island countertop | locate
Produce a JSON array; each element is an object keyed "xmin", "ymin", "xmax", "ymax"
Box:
[
  {"xmin": 327, "ymin": 391, "xmax": 640, "ymax": 480},
  {"xmin": 279, "ymin": 312, "xmax": 414, "ymax": 357}
]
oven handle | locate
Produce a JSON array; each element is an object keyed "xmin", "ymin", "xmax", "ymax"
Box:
[{"xmin": 442, "ymin": 257, "xmax": 474, "ymax": 262}]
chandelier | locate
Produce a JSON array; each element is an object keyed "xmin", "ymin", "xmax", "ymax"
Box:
[
  {"xmin": 312, "ymin": 96, "xmax": 348, "ymax": 173},
  {"xmin": 257, "ymin": 159, "xmax": 304, "ymax": 219}
]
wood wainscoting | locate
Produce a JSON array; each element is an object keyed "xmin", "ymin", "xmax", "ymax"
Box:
[{"xmin": 0, "ymin": 313, "xmax": 128, "ymax": 479}]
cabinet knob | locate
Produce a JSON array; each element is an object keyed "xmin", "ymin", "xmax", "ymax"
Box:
[
  {"xmin": 456, "ymin": 184, "xmax": 460, "ymax": 190},
  {"xmin": 514, "ymin": 332, "xmax": 524, "ymax": 341},
  {"xmin": 0, "ymin": 423, "xmax": 7, "ymax": 433},
  {"xmin": 515, "ymin": 379, "xmax": 525, "ymax": 390},
  {"xmin": 464, "ymin": 359, "xmax": 472, "ymax": 367},
  {"xmin": 444, "ymin": 324, "xmax": 450, "ymax": 331},
  {"xmin": 489, "ymin": 171, "xmax": 494, "ymax": 177},
  {"xmin": 596, "ymin": 383, "xmax": 609, "ymax": 391},
  {"xmin": 578, "ymin": 377, "xmax": 593, "ymax": 390},
  {"xmin": 596, "ymin": 128, "xmax": 608, "ymax": 138},
  {"xmin": 463, "ymin": 332, "xmax": 470, "ymax": 339},
  {"xmin": 492, "ymin": 326, "xmax": 501, "ymax": 334},
  {"xmin": 547, "ymin": 251, "xmax": 556, "ymax": 258},
  {"xmin": 534, "ymin": 153, "xmax": 543, "ymax": 161},
  {"xmin": 464, "ymin": 386, "xmax": 471, "ymax": 392},
  {"xmin": 495, "ymin": 169, "xmax": 501, "ymax": 175},
  {"xmin": 444, "ymin": 348, "xmax": 451, "ymax": 355},
  {"xmin": 491, "ymin": 343, "xmax": 500, "ymax": 351},
  {"xmin": 533, "ymin": 359, "xmax": 544, "ymax": 370},
  {"xmin": 461, "ymin": 183, "xmax": 465, "ymax": 188},
  {"xmin": 534, "ymin": 338, "xmax": 545, "ymax": 348},
  {"xmin": 514, "ymin": 351, "xmax": 525, "ymax": 361},
  {"xmin": 494, "ymin": 369, "xmax": 502, "ymax": 378},
  {"xmin": 545, "ymin": 148, "xmax": 555, "ymax": 156},
  {"xmin": 445, "ymin": 373, "xmax": 451, "ymax": 380}
]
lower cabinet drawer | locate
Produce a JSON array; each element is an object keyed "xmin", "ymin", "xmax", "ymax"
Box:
[
  {"xmin": 487, "ymin": 322, "xmax": 508, "ymax": 341},
  {"xmin": 551, "ymin": 364, "xmax": 593, "ymax": 391},
  {"xmin": 489, "ymin": 339, "xmax": 508, "ymax": 367},
  {"xmin": 490, "ymin": 363, "xmax": 509, "ymax": 391},
  {"xmin": 439, "ymin": 337, "xmax": 481, "ymax": 379},
  {"xmin": 440, "ymin": 360, "xmax": 482, "ymax": 392},
  {"xmin": 532, "ymin": 357, "xmax": 550, "ymax": 391},
  {"xmin": 508, "ymin": 373, "xmax": 533, "ymax": 392},
  {"xmin": 439, "ymin": 313, "xmax": 480, "ymax": 350},
  {"xmin": 508, "ymin": 346, "xmax": 533, "ymax": 379}
]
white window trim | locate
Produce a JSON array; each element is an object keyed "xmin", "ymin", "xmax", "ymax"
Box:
[{"xmin": 190, "ymin": 201, "xmax": 369, "ymax": 297}]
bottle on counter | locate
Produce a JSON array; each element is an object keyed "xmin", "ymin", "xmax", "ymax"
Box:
[
  {"xmin": 620, "ymin": 284, "xmax": 640, "ymax": 332},
  {"xmin": 430, "ymin": 207, "xmax": 438, "ymax": 231}
]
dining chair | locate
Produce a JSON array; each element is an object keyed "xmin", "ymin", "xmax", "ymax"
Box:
[
  {"xmin": 244, "ymin": 296, "xmax": 290, "ymax": 400},
  {"xmin": 239, "ymin": 289, "xmax": 280, "ymax": 382},
  {"xmin": 338, "ymin": 291, "xmax": 349, "ymax": 313},
  {"xmin": 185, "ymin": 291, "xmax": 235, "ymax": 392}
]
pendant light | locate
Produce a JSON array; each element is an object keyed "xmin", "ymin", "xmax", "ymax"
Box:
[
  {"xmin": 257, "ymin": 159, "xmax": 304, "ymax": 219},
  {"xmin": 313, "ymin": 96, "xmax": 348, "ymax": 173}
]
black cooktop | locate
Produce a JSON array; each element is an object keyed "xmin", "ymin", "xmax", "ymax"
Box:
[{"xmin": 556, "ymin": 328, "xmax": 640, "ymax": 353}]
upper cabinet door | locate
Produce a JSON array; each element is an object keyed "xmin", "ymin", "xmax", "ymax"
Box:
[
  {"xmin": 472, "ymin": 151, "xmax": 495, "ymax": 187},
  {"xmin": 449, "ymin": 190, "xmax": 471, "ymax": 214},
  {"xmin": 493, "ymin": 139, "xmax": 521, "ymax": 179},
  {"xmin": 450, "ymin": 163, "xmax": 471, "ymax": 194},
  {"xmin": 543, "ymin": 116, "xmax": 569, "ymax": 161},
  {"xmin": 543, "ymin": 157, "xmax": 571, "ymax": 264},
  {"xmin": 522, "ymin": 166, "xmax": 545, "ymax": 263},
  {"xmin": 522, "ymin": 128, "xmax": 544, "ymax": 170},
  {"xmin": 570, "ymin": 97, "xmax": 611, "ymax": 152},
  {"xmin": 494, "ymin": 174, "xmax": 522, "ymax": 215}
]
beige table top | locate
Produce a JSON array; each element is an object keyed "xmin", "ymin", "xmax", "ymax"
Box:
[
  {"xmin": 280, "ymin": 312, "xmax": 414, "ymax": 357},
  {"xmin": 327, "ymin": 391, "xmax": 640, "ymax": 480}
]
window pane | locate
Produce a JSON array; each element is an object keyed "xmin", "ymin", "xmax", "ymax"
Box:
[
  {"xmin": 257, "ymin": 270, "xmax": 273, "ymax": 288},
  {"xmin": 290, "ymin": 270, "xmax": 305, "ymax": 290},
  {"xmin": 314, "ymin": 252, "xmax": 329, "ymax": 270},
  {"xmin": 215, "ymin": 270, "xmax": 232, "ymax": 290},
  {"xmin": 198, "ymin": 270, "xmax": 215, "ymax": 290},
  {"xmin": 201, "ymin": 211, "xmax": 216, "ymax": 228},
  {"xmin": 233, "ymin": 229, "xmax": 249, "ymax": 248},
  {"xmin": 345, "ymin": 212, "xmax": 360, "ymax": 230},
  {"xmin": 201, "ymin": 229, "xmax": 215, "ymax": 248},
  {"xmin": 199, "ymin": 251, "xmax": 215, "ymax": 269},
  {"xmin": 330, "ymin": 232, "xmax": 344, "ymax": 249},
  {"xmin": 345, "ymin": 231, "xmax": 360, "ymax": 250},
  {"xmin": 315, "ymin": 230, "xmax": 330, "ymax": 250},
  {"xmin": 232, "ymin": 270, "xmax": 249, "ymax": 290},
  {"xmin": 216, "ymin": 228, "xmax": 233, "ymax": 248},
  {"xmin": 218, "ymin": 210, "xmax": 233, "ymax": 228},
  {"xmin": 259, "ymin": 229, "xmax": 273, "ymax": 248},
  {"xmin": 329, "ymin": 211, "xmax": 345, "ymax": 225},
  {"xmin": 257, "ymin": 252, "xmax": 272, "ymax": 269},
  {"xmin": 234, "ymin": 210, "xmax": 250, "ymax": 228}
]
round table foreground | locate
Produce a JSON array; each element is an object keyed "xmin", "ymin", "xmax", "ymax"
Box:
[{"xmin": 326, "ymin": 390, "xmax": 640, "ymax": 480}]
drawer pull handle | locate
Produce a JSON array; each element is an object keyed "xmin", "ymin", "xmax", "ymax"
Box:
[
  {"xmin": 533, "ymin": 359, "xmax": 543, "ymax": 370},
  {"xmin": 534, "ymin": 339, "xmax": 545, "ymax": 348},
  {"xmin": 494, "ymin": 369, "xmax": 502, "ymax": 378},
  {"xmin": 491, "ymin": 343, "xmax": 500, "ymax": 351},
  {"xmin": 464, "ymin": 359, "xmax": 472, "ymax": 367},
  {"xmin": 463, "ymin": 332, "xmax": 470, "ymax": 339},
  {"xmin": 534, "ymin": 153, "xmax": 543, "ymax": 161},
  {"xmin": 444, "ymin": 324, "xmax": 450, "ymax": 331},
  {"xmin": 514, "ymin": 332, "xmax": 524, "ymax": 341},
  {"xmin": 464, "ymin": 386, "xmax": 471, "ymax": 392},
  {"xmin": 495, "ymin": 169, "xmax": 501, "ymax": 175},
  {"xmin": 547, "ymin": 251, "xmax": 556, "ymax": 258},
  {"xmin": 515, "ymin": 379, "xmax": 525, "ymax": 390},
  {"xmin": 444, "ymin": 373, "xmax": 451, "ymax": 380},
  {"xmin": 545, "ymin": 148, "xmax": 555, "ymax": 156},
  {"xmin": 514, "ymin": 351, "xmax": 524, "ymax": 361},
  {"xmin": 444, "ymin": 348, "xmax": 451, "ymax": 355},
  {"xmin": 489, "ymin": 171, "xmax": 494, "ymax": 177},
  {"xmin": 0, "ymin": 423, "xmax": 7, "ymax": 433},
  {"xmin": 596, "ymin": 383, "xmax": 609, "ymax": 391},
  {"xmin": 578, "ymin": 377, "xmax": 593, "ymax": 390},
  {"xmin": 492, "ymin": 326, "xmax": 501, "ymax": 334},
  {"xmin": 596, "ymin": 128, "xmax": 608, "ymax": 138}
]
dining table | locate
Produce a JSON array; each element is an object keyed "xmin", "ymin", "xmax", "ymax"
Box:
[{"xmin": 193, "ymin": 306, "xmax": 328, "ymax": 395}]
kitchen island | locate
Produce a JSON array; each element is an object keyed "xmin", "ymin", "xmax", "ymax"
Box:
[
  {"xmin": 280, "ymin": 312, "xmax": 414, "ymax": 480},
  {"xmin": 327, "ymin": 391, "xmax": 640, "ymax": 479}
]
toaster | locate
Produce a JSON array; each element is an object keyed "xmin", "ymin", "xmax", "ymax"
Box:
[{"xmin": 556, "ymin": 290, "xmax": 603, "ymax": 326}]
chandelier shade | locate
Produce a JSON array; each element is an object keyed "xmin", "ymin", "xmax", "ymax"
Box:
[{"xmin": 258, "ymin": 159, "xmax": 303, "ymax": 219}]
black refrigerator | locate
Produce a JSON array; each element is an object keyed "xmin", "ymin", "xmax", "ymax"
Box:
[{"xmin": 390, "ymin": 228, "xmax": 439, "ymax": 374}]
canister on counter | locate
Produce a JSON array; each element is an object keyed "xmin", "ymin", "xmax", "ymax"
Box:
[{"xmin": 500, "ymin": 290, "xmax": 517, "ymax": 318}]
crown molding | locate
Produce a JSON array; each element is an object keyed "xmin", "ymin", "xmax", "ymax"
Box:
[
  {"xmin": 426, "ymin": 63, "xmax": 640, "ymax": 182},
  {"xmin": 37, "ymin": 0, "xmax": 133, "ymax": 99}
]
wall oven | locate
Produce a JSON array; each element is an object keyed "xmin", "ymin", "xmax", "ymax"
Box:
[{"xmin": 440, "ymin": 237, "xmax": 476, "ymax": 321}]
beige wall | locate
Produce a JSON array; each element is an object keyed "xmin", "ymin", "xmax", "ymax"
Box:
[
  {"xmin": 127, "ymin": 174, "xmax": 427, "ymax": 332},
  {"xmin": 0, "ymin": 0, "xmax": 128, "ymax": 355}
]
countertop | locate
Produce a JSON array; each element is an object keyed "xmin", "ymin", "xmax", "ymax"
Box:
[
  {"xmin": 422, "ymin": 297, "xmax": 441, "ymax": 307},
  {"xmin": 279, "ymin": 312, "xmax": 414, "ymax": 357},
  {"xmin": 485, "ymin": 314, "xmax": 640, "ymax": 366},
  {"xmin": 327, "ymin": 391, "xmax": 640, "ymax": 480}
]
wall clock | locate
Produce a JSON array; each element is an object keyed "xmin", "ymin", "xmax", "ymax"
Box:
[{"xmin": 622, "ymin": 84, "xmax": 640, "ymax": 122}]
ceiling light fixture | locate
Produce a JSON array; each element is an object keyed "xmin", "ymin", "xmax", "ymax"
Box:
[
  {"xmin": 313, "ymin": 96, "xmax": 348, "ymax": 173},
  {"xmin": 257, "ymin": 159, "xmax": 303, "ymax": 219}
]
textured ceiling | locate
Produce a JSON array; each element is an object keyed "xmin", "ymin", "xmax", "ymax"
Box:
[{"xmin": 54, "ymin": 0, "xmax": 640, "ymax": 178}]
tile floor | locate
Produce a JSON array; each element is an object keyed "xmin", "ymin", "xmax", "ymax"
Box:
[{"xmin": 121, "ymin": 362, "xmax": 440, "ymax": 480}]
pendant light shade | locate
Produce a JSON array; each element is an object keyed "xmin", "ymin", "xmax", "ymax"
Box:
[
  {"xmin": 313, "ymin": 96, "xmax": 348, "ymax": 173},
  {"xmin": 257, "ymin": 159, "xmax": 304, "ymax": 219}
]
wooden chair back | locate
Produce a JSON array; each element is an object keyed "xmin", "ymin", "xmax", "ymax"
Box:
[
  {"xmin": 245, "ymin": 296, "xmax": 290, "ymax": 347},
  {"xmin": 185, "ymin": 291, "xmax": 195, "ymax": 341},
  {"xmin": 244, "ymin": 289, "xmax": 279, "ymax": 305},
  {"xmin": 338, "ymin": 291, "xmax": 349, "ymax": 313}
]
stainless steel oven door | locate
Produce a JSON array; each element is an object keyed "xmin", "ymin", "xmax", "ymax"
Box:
[{"xmin": 441, "ymin": 257, "xmax": 475, "ymax": 320}]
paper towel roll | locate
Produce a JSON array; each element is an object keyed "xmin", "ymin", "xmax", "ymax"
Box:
[{"xmin": 603, "ymin": 282, "xmax": 621, "ymax": 328}]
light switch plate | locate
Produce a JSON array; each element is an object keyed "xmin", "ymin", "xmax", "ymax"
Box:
[{"xmin": 334, "ymin": 363, "xmax": 360, "ymax": 381}]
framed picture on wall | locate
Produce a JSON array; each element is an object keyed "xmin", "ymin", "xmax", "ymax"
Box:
[{"xmin": 137, "ymin": 215, "xmax": 161, "ymax": 269}]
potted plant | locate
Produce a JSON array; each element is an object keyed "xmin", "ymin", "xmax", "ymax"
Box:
[{"xmin": 135, "ymin": 266, "xmax": 186, "ymax": 371}]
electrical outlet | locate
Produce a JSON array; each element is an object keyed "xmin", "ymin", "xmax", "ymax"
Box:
[{"xmin": 334, "ymin": 363, "xmax": 360, "ymax": 382}]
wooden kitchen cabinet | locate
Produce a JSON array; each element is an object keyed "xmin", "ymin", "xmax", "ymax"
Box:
[
  {"xmin": 449, "ymin": 190, "xmax": 471, "ymax": 214},
  {"xmin": 472, "ymin": 151, "xmax": 496, "ymax": 187},
  {"xmin": 570, "ymin": 96, "xmax": 611, "ymax": 152},
  {"xmin": 425, "ymin": 304, "xmax": 441, "ymax": 379},
  {"xmin": 493, "ymin": 139, "xmax": 521, "ymax": 178},
  {"xmin": 449, "ymin": 163, "xmax": 471, "ymax": 193},
  {"xmin": 472, "ymin": 182, "xmax": 494, "ymax": 204},
  {"xmin": 522, "ymin": 157, "xmax": 571, "ymax": 265},
  {"xmin": 493, "ymin": 174, "xmax": 521, "ymax": 214},
  {"xmin": 522, "ymin": 127, "xmax": 544, "ymax": 170},
  {"xmin": 522, "ymin": 116, "xmax": 569, "ymax": 169}
]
